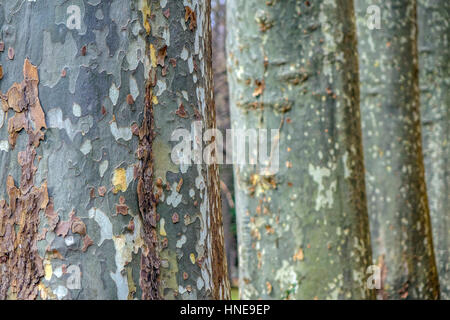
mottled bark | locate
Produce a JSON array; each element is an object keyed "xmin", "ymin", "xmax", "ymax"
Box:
[
  {"xmin": 227, "ymin": 0, "xmax": 373, "ymax": 299},
  {"xmin": 355, "ymin": 0, "xmax": 439, "ymax": 299},
  {"xmin": 0, "ymin": 0, "xmax": 229, "ymax": 300},
  {"xmin": 417, "ymin": 0, "xmax": 449, "ymax": 299}
]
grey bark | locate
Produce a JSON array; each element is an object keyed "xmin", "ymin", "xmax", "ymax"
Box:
[
  {"xmin": 227, "ymin": 0, "xmax": 374, "ymax": 299},
  {"xmin": 355, "ymin": 0, "xmax": 440, "ymax": 299},
  {"xmin": 0, "ymin": 0, "xmax": 229, "ymax": 300},
  {"xmin": 417, "ymin": 0, "xmax": 450, "ymax": 299}
]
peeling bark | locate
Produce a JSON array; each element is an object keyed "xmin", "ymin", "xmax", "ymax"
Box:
[
  {"xmin": 355, "ymin": 0, "xmax": 440, "ymax": 299},
  {"xmin": 227, "ymin": 0, "xmax": 373, "ymax": 299},
  {"xmin": 0, "ymin": 59, "xmax": 48, "ymax": 300},
  {"xmin": 137, "ymin": 75, "xmax": 160, "ymax": 300}
]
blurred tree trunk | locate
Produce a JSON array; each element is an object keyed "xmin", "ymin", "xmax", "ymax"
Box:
[
  {"xmin": 417, "ymin": 0, "xmax": 450, "ymax": 299},
  {"xmin": 212, "ymin": 0, "xmax": 238, "ymax": 285},
  {"xmin": 227, "ymin": 0, "xmax": 373, "ymax": 299},
  {"xmin": 0, "ymin": 0, "xmax": 229, "ymax": 300},
  {"xmin": 355, "ymin": 0, "xmax": 439, "ymax": 299}
]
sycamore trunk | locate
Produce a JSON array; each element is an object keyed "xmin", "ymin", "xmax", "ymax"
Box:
[
  {"xmin": 355, "ymin": 0, "xmax": 439, "ymax": 299},
  {"xmin": 227, "ymin": 0, "xmax": 373, "ymax": 300},
  {"xmin": 0, "ymin": 0, "xmax": 229, "ymax": 300}
]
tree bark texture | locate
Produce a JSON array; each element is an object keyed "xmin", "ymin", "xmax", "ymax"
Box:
[
  {"xmin": 355, "ymin": 0, "xmax": 439, "ymax": 299},
  {"xmin": 417, "ymin": 0, "xmax": 449, "ymax": 300},
  {"xmin": 0, "ymin": 0, "xmax": 229, "ymax": 300},
  {"xmin": 227, "ymin": 0, "xmax": 373, "ymax": 300}
]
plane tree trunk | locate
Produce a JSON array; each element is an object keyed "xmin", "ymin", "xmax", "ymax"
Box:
[
  {"xmin": 227, "ymin": 0, "xmax": 374, "ymax": 300},
  {"xmin": 417, "ymin": 0, "xmax": 449, "ymax": 299},
  {"xmin": 0, "ymin": 0, "xmax": 229, "ymax": 300},
  {"xmin": 355, "ymin": 0, "xmax": 439, "ymax": 299}
]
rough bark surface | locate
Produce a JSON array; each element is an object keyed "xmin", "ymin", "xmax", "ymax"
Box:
[
  {"xmin": 417, "ymin": 0, "xmax": 449, "ymax": 300},
  {"xmin": 355, "ymin": 0, "xmax": 439, "ymax": 299},
  {"xmin": 0, "ymin": 0, "xmax": 229, "ymax": 300},
  {"xmin": 0, "ymin": 60, "xmax": 48, "ymax": 299},
  {"xmin": 137, "ymin": 74, "xmax": 160, "ymax": 300},
  {"xmin": 227, "ymin": 0, "xmax": 373, "ymax": 299}
]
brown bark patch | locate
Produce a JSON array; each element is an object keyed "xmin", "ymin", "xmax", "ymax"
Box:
[
  {"xmin": 157, "ymin": 46, "xmax": 167, "ymax": 67},
  {"xmin": 252, "ymin": 79, "xmax": 265, "ymax": 97},
  {"xmin": 0, "ymin": 59, "xmax": 48, "ymax": 300},
  {"xmin": 137, "ymin": 72, "xmax": 161, "ymax": 300},
  {"xmin": 175, "ymin": 103, "xmax": 188, "ymax": 118},
  {"xmin": 184, "ymin": 6, "xmax": 197, "ymax": 30},
  {"xmin": 81, "ymin": 235, "xmax": 93, "ymax": 253},
  {"xmin": 116, "ymin": 196, "xmax": 129, "ymax": 216},
  {"xmin": 2, "ymin": 59, "xmax": 46, "ymax": 149}
]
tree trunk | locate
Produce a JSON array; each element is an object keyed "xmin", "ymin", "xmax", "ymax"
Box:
[
  {"xmin": 212, "ymin": 0, "xmax": 238, "ymax": 285},
  {"xmin": 0, "ymin": 0, "xmax": 229, "ymax": 300},
  {"xmin": 227, "ymin": 0, "xmax": 373, "ymax": 300},
  {"xmin": 417, "ymin": 0, "xmax": 450, "ymax": 300},
  {"xmin": 355, "ymin": 0, "xmax": 439, "ymax": 299}
]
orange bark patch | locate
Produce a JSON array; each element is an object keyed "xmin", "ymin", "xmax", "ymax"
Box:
[
  {"xmin": 185, "ymin": 6, "xmax": 197, "ymax": 30},
  {"xmin": 253, "ymin": 79, "xmax": 265, "ymax": 97},
  {"xmin": 1, "ymin": 59, "xmax": 46, "ymax": 149},
  {"xmin": 293, "ymin": 248, "xmax": 304, "ymax": 261}
]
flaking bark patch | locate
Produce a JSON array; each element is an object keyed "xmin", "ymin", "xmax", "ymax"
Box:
[
  {"xmin": 1, "ymin": 60, "xmax": 46, "ymax": 149},
  {"xmin": 0, "ymin": 59, "xmax": 48, "ymax": 300},
  {"xmin": 137, "ymin": 73, "xmax": 161, "ymax": 300}
]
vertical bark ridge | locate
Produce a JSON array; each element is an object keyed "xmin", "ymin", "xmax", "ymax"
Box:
[{"xmin": 137, "ymin": 71, "xmax": 160, "ymax": 300}]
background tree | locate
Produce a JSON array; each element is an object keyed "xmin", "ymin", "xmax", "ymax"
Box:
[
  {"xmin": 227, "ymin": 0, "xmax": 373, "ymax": 299},
  {"xmin": 0, "ymin": 0, "xmax": 229, "ymax": 300},
  {"xmin": 355, "ymin": 0, "xmax": 439, "ymax": 299},
  {"xmin": 212, "ymin": 0, "xmax": 238, "ymax": 286},
  {"xmin": 417, "ymin": 0, "xmax": 449, "ymax": 299}
]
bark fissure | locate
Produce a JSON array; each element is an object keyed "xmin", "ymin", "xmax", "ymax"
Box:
[{"xmin": 137, "ymin": 72, "xmax": 160, "ymax": 300}]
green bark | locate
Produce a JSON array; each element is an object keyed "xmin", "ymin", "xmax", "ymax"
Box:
[
  {"xmin": 355, "ymin": 0, "xmax": 439, "ymax": 299},
  {"xmin": 0, "ymin": 0, "xmax": 229, "ymax": 300},
  {"xmin": 417, "ymin": 0, "xmax": 450, "ymax": 300},
  {"xmin": 227, "ymin": 0, "xmax": 373, "ymax": 300}
]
